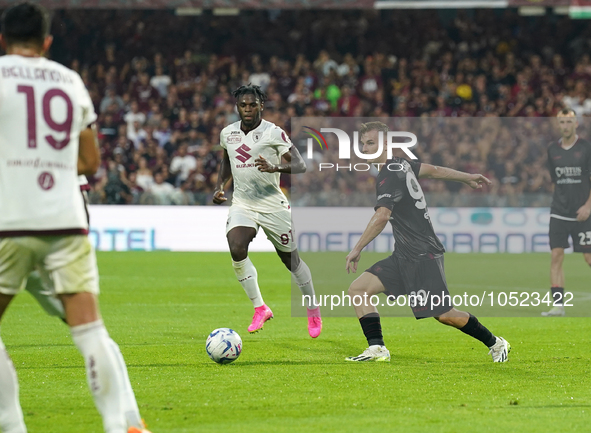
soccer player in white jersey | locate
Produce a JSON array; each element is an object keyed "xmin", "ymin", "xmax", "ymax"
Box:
[
  {"xmin": 0, "ymin": 4, "xmax": 150, "ymax": 433},
  {"xmin": 213, "ymin": 84, "xmax": 322, "ymax": 337},
  {"xmin": 21, "ymin": 175, "xmax": 148, "ymax": 433}
]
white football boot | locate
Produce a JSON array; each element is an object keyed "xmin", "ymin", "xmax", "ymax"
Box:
[
  {"xmin": 541, "ymin": 306, "xmax": 565, "ymax": 317},
  {"xmin": 346, "ymin": 345, "xmax": 390, "ymax": 362},
  {"xmin": 488, "ymin": 337, "xmax": 511, "ymax": 363}
]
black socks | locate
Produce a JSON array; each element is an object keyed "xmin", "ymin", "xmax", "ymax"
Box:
[
  {"xmin": 460, "ymin": 314, "xmax": 497, "ymax": 348},
  {"xmin": 359, "ymin": 313, "xmax": 385, "ymax": 347},
  {"xmin": 551, "ymin": 287, "xmax": 564, "ymax": 305}
]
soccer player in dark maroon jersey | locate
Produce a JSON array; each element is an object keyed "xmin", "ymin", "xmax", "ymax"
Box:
[
  {"xmin": 344, "ymin": 122, "xmax": 510, "ymax": 363},
  {"xmin": 544, "ymin": 108, "xmax": 591, "ymax": 317}
]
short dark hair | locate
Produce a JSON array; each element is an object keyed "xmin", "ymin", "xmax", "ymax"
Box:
[
  {"xmin": 359, "ymin": 121, "xmax": 389, "ymax": 136},
  {"xmin": 558, "ymin": 107, "xmax": 576, "ymax": 116},
  {"xmin": 233, "ymin": 84, "xmax": 267, "ymax": 103},
  {"xmin": 1, "ymin": 2, "xmax": 50, "ymax": 47}
]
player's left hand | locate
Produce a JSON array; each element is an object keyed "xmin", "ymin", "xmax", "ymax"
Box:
[
  {"xmin": 255, "ymin": 155, "xmax": 277, "ymax": 173},
  {"xmin": 576, "ymin": 204, "xmax": 591, "ymax": 222},
  {"xmin": 345, "ymin": 250, "xmax": 361, "ymax": 274},
  {"xmin": 464, "ymin": 174, "xmax": 492, "ymax": 189}
]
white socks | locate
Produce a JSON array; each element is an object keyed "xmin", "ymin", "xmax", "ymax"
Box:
[
  {"xmin": 0, "ymin": 335, "xmax": 26, "ymax": 433},
  {"xmin": 292, "ymin": 260, "xmax": 317, "ymax": 309},
  {"xmin": 232, "ymin": 257, "xmax": 317, "ymax": 310},
  {"xmin": 232, "ymin": 258, "xmax": 264, "ymax": 308},
  {"xmin": 105, "ymin": 338, "xmax": 143, "ymax": 428},
  {"xmin": 71, "ymin": 320, "xmax": 138, "ymax": 433}
]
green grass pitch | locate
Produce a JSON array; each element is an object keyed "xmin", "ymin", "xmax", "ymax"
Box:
[{"xmin": 1, "ymin": 252, "xmax": 590, "ymax": 433}]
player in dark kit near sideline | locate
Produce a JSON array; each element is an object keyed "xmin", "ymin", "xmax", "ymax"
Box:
[
  {"xmin": 0, "ymin": 4, "xmax": 150, "ymax": 432},
  {"xmin": 213, "ymin": 84, "xmax": 322, "ymax": 338},
  {"xmin": 543, "ymin": 108, "xmax": 591, "ymax": 317},
  {"xmin": 345, "ymin": 121, "xmax": 510, "ymax": 363}
]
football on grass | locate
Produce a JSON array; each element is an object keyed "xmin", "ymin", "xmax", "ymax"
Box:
[{"xmin": 206, "ymin": 328, "xmax": 242, "ymax": 364}]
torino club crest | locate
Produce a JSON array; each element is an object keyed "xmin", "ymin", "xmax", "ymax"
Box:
[{"xmin": 38, "ymin": 172, "xmax": 54, "ymax": 190}]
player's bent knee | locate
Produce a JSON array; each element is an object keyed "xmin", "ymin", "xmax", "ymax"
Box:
[
  {"xmin": 434, "ymin": 316, "xmax": 455, "ymax": 327},
  {"xmin": 278, "ymin": 253, "xmax": 292, "ymax": 271},
  {"xmin": 348, "ymin": 282, "xmax": 362, "ymax": 297},
  {"xmin": 229, "ymin": 244, "xmax": 248, "ymax": 261}
]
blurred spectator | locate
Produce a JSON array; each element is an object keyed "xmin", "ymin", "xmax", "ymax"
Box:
[
  {"xmin": 126, "ymin": 172, "xmax": 145, "ymax": 204},
  {"xmin": 171, "ymin": 179, "xmax": 196, "ymax": 205},
  {"xmin": 100, "ymin": 86, "xmax": 125, "ymax": 114},
  {"xmin": 150, "ymin": 66, "xmax": 172, "ymax": 98},
  {"xmin": 103, "ymin": 160, "xmax": 130, "ymax": 204},
  {"xmin": 337, "ymin": 85, "xmax": 360, "ymax": 116},
  {"xmin": 136, "ymin": 157, "xmax": 154, "ymax": 191},
  {"xmin": 124, "ymin": 101, "xmax": 146, "ymax": 136},
  {"xmin": 150, "ymin": 172, "xmax": 175, "ymax": 205},
  {"xmin": 170, "ymin": 143, "xmax": 197, "ymax": 186},
  {"xmin": 154, "ymin": 118, "xmax": 173, "ymax": 147},
  {"xmin": 249, "ymin": 62, "xmax": 271, "ymax": 92},
  {"xmin": 130, "ymin": 72, "xmax": 160, "ymax": 113}
]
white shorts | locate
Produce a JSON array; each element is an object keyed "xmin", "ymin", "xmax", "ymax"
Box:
[
  {"xmin": 0, "ymin": 235, "xmax": 99, "ymax": 296},
  {"xmin": 226, "ymin": 206, "xmax": 296, "ymax": 253}
]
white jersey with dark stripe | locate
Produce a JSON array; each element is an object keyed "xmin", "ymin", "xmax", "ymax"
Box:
[
  {"xmin": 220, "ymin": 119, "xmax": 291, "ymax": 213},
  {"xmin": 0, "ymin": 55, "xmax": 97, "ymax": 236}
]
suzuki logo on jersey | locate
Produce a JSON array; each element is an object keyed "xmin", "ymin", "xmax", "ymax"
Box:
[{"xmin": 235, "ymin": 144, "xmax": 252, "ymax": 163}]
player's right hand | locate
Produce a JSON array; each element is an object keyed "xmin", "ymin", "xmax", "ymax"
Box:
[
  {"xmin": 576, "ymin": 204, "xmax": 591, "ymax": 221},
  {"xmin": 465, "ymin": 173, "xmax": 492, "ymax": 189},
  {"xmin": 346, "ymin": 250, "xmax": 361, "ymax": 274},
  {"xmin": 212, "ymin": 190, "xmax": 227, "ymax": 205}
]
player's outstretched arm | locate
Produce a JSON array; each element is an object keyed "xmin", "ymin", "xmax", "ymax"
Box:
[
  {"xmin": 345, "ymin": 206, "xmax": 392, "ymax": 274},
  {"xmin": 213, "ymin": 150, "xmax": 233, "ymax": 205},
  {"xmin": 78, "ymin": 124, "xmax": 100, "ymax": 176},
  {"xmin": 418, "ymin": 163, "xmax": 491, "ymax": 189},
  {"xmin": 255, "ymin": 145, "xmax": 306, "ymax": 174}
]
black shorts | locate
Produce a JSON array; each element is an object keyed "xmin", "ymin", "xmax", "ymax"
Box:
[
  {"xmin": 549, "ymin": 217, "xmax": 591, "ymax": 253},
  {"xmin": 366, "ymin": 254, "xmax": 453, "ymax": 319}
]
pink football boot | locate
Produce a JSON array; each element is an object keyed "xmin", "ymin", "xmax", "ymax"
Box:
[
  {"xmin": 248, "ymin": 304, "xmax": 274, "ymax": 333},
  {"xmin": 307, "ymin": 307, "xmax": 322, "ymax": 338}
]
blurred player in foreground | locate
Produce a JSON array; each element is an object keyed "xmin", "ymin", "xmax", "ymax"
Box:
[
  {"xmin": 543, "ymin": 108, "xmax": 591, "ymax": 317},
  {"xmin": 22, "ymin": 176, "xmax": 148, "ymax": 432},
  {"xmin": 213, "ymin": 84, "xmax": 322, "ymax": 338},
  {"xmin": 0, "ymin": 3, "xmax": 150, "ymax": 432},
  {"xmin": 345, "ymin": 121, "xmax": 510, "ymax": 363}
]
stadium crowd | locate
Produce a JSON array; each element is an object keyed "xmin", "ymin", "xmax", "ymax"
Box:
[{"xmin": 7, "ymin": 8, "xmax": 591, "ymax": 205}]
